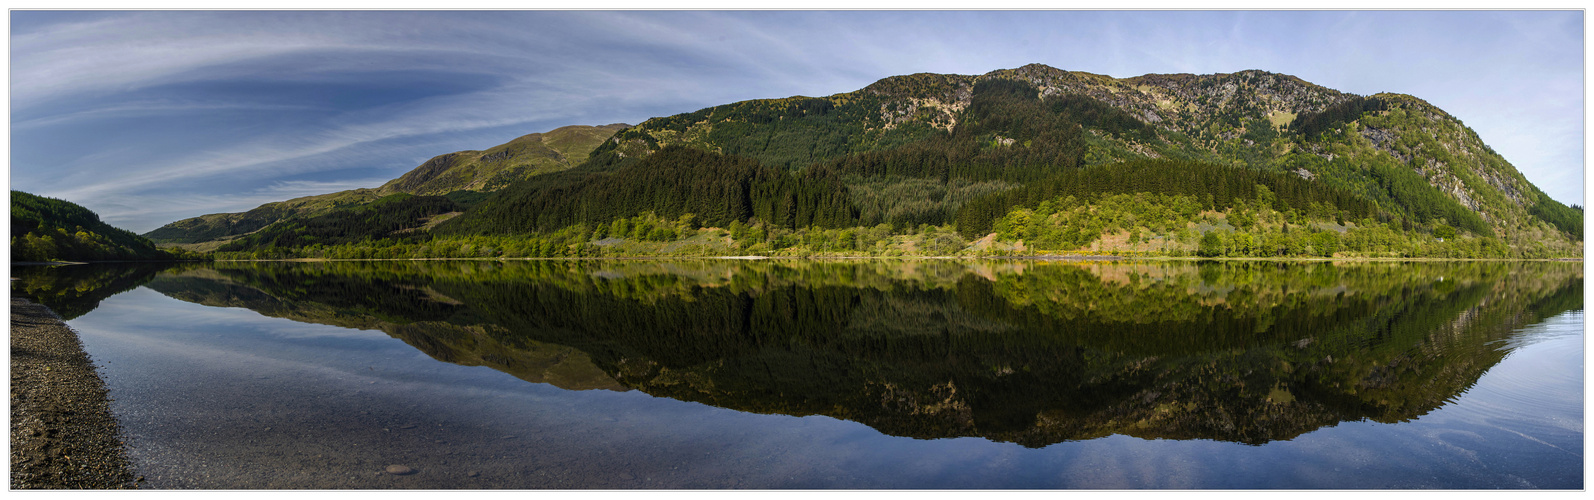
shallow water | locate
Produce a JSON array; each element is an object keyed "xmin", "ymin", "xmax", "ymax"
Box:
[{"xmin": 13, "ymin": 259, "xmax": 1583, "ymax": 488}]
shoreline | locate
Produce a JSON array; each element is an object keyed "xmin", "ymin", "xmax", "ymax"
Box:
[
  {"xmin": 10, "ymin": 297, "xmax": 138, "ymax": 489},
  {"xmin": 181, "ymin": 254, "xmax": 1584, "ymax": 263}
]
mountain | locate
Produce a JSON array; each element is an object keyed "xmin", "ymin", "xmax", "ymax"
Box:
[
  {"xmin": 155, "ymin": 64, "xmax": 1580, "ymax": 259},
  {"xmin": 11, "ymin": 190, "xmax": 189, "ymax": 262},
  {"xmin": 431, "ymin": 64, "xmax": 1578, "ymax": 258},
  {"xmin": 143, "ymin": 123, "xmax": 627, "ymax": 246}
]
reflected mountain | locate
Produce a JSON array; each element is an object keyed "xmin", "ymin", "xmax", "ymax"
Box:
[{"xmin": 54, "ymin": 259, "xmax": 1585, "ymax": 446}]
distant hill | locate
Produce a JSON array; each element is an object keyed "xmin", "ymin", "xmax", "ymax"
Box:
[
  {"xmin": 214, "ymin": 193, "xmax": 464, "ymax": 252},
  {"xmin": 143, "ymin": 123, "xmax": 627, "ymax": 245},
  {"xmin": 11, "ymin": 190, "xmax": 179, "ymax": 262},
  {"xmin": 374, "ymin": 124, "xmax": 631, "ymax": 196}
]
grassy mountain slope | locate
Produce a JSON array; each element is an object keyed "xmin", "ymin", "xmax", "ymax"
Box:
[
  {"xmin": 375, "ymin": 124, "xmax": 628, "ymax": 196},
  {"xmin": 143, "ymin": 124, "xmax": 627, "ymax": 245},
  {"xmin": 11, "ymin": 190, "xmax": 182, "ymax": 261}
]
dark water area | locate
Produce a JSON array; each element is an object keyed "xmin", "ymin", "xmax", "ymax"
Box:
[{"xmin": 11, "ymin": 259, "xmax": 1584, "ymax": 489}]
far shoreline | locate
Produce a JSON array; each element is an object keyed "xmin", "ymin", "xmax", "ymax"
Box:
[
  {"xmin": 16, "ymin": 255, "xmax": 1578, "ymax": 265},
  {"xmin": 15, "ymin": 253, "xmax": 1581, "ymax": 265}
]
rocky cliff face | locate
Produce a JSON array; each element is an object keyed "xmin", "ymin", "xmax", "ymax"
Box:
[{"xmin": 850, "ymin": 64, "xmax": 1353, "ymax": 143}]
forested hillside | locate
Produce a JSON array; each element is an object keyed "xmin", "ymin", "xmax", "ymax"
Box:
[
  {"xmin": 181, "ymin": 64, "xmax": 1579, "ymax": 260},
  {"xmin": 11, "ymin": 191, "xmax": 200, "ymax": 262}
]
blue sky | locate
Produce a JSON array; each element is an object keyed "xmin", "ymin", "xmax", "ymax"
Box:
[{"xmin": 9, "ymin": 10, "xmax": 1585, "ymax": 233}]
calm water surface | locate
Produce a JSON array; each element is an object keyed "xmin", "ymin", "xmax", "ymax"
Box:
[{"xmin": 12, "ymin": 259, "xmax": 1583, "ymax": 489}]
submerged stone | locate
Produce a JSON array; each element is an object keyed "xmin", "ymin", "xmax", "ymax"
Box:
[{"xmin": 385, "ymin": 465, "xmax": 416, "ymax": 475}]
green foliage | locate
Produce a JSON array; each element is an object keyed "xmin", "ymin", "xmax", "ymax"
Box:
[
  {"xmin": 953, "ymin": 159, "xmax": 1375, "ymax": 239},
  {"xmin": 593, "ymin": 93, "xmax": 936, "ymax": 171},
  {"xmin": 1228, "ymin": 207, "xmax": 1257, "ymax": 230},
  {"xmin": 1363, "ymin": 161, "xmax": 1490, "ymax": 236},
  {"xmin": 1047, "ymin": 94, "xmax": 1158, "ymax": 141},
  {"xmin": 1529, "ymin": 197, "xmax": 1583, "ymax": 239},
  {"xmin": 442, "ymin": 189, "xmax": 494, "ymax": 209},
  {"xmin": 1290, "ymin": 96, "xmax": 1389, "ymax": 139},
  {"xmin": 11, "ymin": 191, "xmax": 179, "ymax": 262},
  {"xmin": 971, "ymin": 186, "xmax": 1546, "ymax": 259},
  {"xmin": 1433, "ymin": 224, "xmax": 1457, "ymax": 240},
  {"xmin": 845, "ymin": 176, "xmax": 1017, "ymax": 229},
  {"xmin": 821, "ymin": 78, "xmax": 1092, "ymax": 185},
  {"xmin": 441, "ymin": 146, "xmax": 857, "ymax": 235},
  {"xmin": 992, "ymin": 193, "xmax": 1203, "ymax": 252},
  {"xmin": 1308, "ymin": 230, "xmax": 1341, "ymax": 257},
  {"xmin": 1198, "ymin": 231, "xmax": 1223, "ymax": 257}
]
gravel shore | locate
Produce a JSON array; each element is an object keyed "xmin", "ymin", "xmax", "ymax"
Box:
[{"xmin": 11, "ymin": 297, "xmax": 138, "ymax": 489}]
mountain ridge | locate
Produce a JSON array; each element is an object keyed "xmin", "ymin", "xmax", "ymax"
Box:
[
  {"xmin": 143, "ymin": 123, "xmax": 627, "ymax": 245},
  {"xmin": 375, "ymin": 123, "xmax": 630, "ymax": 196}
]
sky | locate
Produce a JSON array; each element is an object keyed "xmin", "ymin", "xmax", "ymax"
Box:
[{"xmin": 8, "ymin": 10, "xmax": 1586, "ymax": 233}]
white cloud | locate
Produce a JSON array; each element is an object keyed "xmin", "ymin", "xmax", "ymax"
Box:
[{"xmin": 12, "ymin": 14, "xmax": 341, "ymax": 107}]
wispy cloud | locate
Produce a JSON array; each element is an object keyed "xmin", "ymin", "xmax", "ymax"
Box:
[
  {"xmin": 44, "ymin": 78, "xmax": 610, "ymax": 202},
  {"xmin": 252, "ymin": 178, "xmax": 396, "ymax": 200},
  {"xmin": 13, "ymin": 13, "xmax": 341, "ymax": 107},
  {"xmin": 14, "ymin": 100, "xmax": 325, "ymax": 129}
]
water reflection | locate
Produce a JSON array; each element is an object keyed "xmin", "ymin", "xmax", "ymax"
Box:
[
  {"xmin": 12, "ymin": 262, "xmax": 179, "ymax": 319},
  {"xmin": 16, "ymin": 259, "xmax": 1581, "ymax": 450}
]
